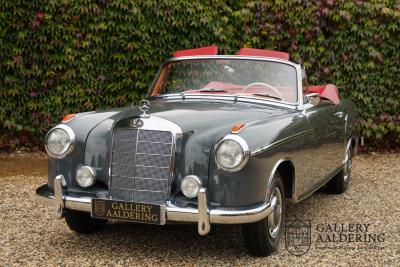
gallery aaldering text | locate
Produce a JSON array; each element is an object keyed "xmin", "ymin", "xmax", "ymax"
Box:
[{"xmin": 316, "ymin": 223, "xmax": 385, "ymax": 243}]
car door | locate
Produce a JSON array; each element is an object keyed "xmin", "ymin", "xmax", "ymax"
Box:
[{"xmin": 304, "ymin": 101, "xmax": 346, "ymax": 188}]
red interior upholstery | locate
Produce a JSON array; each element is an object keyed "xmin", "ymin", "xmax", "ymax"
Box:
[
  {"xmin": 236, "ymin": 48, "xmax": 290, "ymax": 60},
  {"xmin": 173, "ymin": 45, "xmax": 218, "ymax": 57},
  {"xmin": 309, "ymin": 84, "xmax": 340, "ymax": 105}
]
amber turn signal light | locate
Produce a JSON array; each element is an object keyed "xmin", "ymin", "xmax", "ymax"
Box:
[
  {"xmin": 231, "ymin": 123, "xmax": 246, "ymax": 134},
  {"xmin": 62, "ymin": 114, "xmax": 76, "ymax": 123}
]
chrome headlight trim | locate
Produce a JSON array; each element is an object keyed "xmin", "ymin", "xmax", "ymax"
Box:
[
  {"xmin": 45, "ymin": 124, "xmax": 75, "ymax": 159},
  {"xmin": 215, "ymin": 134, "xmax": 250, "ymax": 172}
]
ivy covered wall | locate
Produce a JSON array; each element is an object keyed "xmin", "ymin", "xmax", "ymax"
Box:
[{"xmin": 0, "ymin": 0, "xmax": 399, "ymax": 149}]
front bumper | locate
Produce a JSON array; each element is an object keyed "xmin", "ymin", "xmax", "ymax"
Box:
[{"xmin": 36, "ymin": 175, "xmax": 272, "ymax": 235}]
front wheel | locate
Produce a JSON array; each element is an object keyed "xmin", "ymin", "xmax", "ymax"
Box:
[
  {"xmin": 64, "ymin": 210, "xmax": 107, "ymax": 234},
  {"xmin": 241, "ymin": 173, "xmax": 285, "ymax": 256}
]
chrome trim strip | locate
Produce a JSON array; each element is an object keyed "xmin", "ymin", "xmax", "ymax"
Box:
[
  {"xmin": 36, "ymin": 185, "xmax": 273, "ymax": 235},
  {"xmin": 157, "ymin": 94, "xmax": 298, "ymax": 110},
  {"xmin": 132, "ymin": 189, "xmax": 165, "ymax": 193},
  {"xmin": 112, "ymin": 152, "xmax": 171, "ymax": 157},
  {"xmin": 136, "ymin": 153, "xmax": 171, "ymax": 156},
  {"xmin": 114, "ymin": 140, "xmax": 173, "ymax": 145},
  {"xmin": 251, "ymin": 129, "xmax": 313, "ymax": 156},
  {"xmin": 111, "ymin": 175, "xmax": 167, "ymax": 181},
  {"xmin": 135, "ymin": 177, "xmax": 168, "ymax": 180},
  {"xmin": 135, "ymin": 165, "xmax": 169, "ymax": 169},
  {"xmin": 138, "ymin": 140, "xmax": 173, "ymax": 145},
  {"xmin": 132, "ymin": 128, "xmax": 140, "ymax": 195},
  {"xmin": 112, "ymin": 188, "xmax": 166, "ymax": 193},
  {"xmin": 111, "ymin": 163, "xmax": 169, "ymax": 169}
]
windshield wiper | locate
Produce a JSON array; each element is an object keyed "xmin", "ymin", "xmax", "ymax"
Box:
[
  {"xmin": 252, "ymin": 93, "xmax": 282, "ymax": 100},
  {"xmin": 198, "ymin": 88, "xmax": 228, "ymax": 93}
]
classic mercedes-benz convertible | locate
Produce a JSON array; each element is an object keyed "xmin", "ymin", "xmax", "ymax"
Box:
[{"xmin": 36, "ymin": 46, "xmax": 359, "ymax": 256}]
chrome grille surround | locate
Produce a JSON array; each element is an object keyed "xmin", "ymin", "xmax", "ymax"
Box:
[{"xmin": 109, "ymin": 115, "xmax": 182, "ymax": 204}]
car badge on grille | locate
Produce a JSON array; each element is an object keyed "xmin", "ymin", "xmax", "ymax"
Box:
[
  {"xmin": 139, "ymin": 99, "xmax": 150, "ymax": 118},
  {"xmin": 130, "ymin": 118, "xmax": 144, "ymax": 128}
]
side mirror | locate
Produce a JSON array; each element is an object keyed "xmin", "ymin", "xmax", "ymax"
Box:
[{"xmin": 304, "ymin": 93, "xmax": 320, "ymax": 106}]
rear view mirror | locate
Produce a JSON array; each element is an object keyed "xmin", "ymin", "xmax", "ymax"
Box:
[{"xmin": 304, "ymin": 93, "xmax": 320, "ymax": 106}]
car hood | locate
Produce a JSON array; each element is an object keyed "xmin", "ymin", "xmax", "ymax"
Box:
[
  {"xmin": 146, "ymin": 100, "xmax": 289, "ymax": 133},
  {"xmin": 81, "ymin": 100, "xmax": 294, "ymax": 190}
]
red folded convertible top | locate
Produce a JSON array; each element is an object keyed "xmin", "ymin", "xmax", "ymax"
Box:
[
  {"xmin": 172, "ymin": 46, "xmax": 290, "ymax": 61},
  {"xmin": 173, "ymin": 45, "xmax": 218, "ymax": 57},
  {"xmin": 236, "ymin": 48, "xmax": 290, "ymax": 60}
]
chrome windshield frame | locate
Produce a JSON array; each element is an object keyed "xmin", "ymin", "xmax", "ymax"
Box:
[{"xmin": 147, "ymin": 55, "xmax": 304, "ymax": 110}]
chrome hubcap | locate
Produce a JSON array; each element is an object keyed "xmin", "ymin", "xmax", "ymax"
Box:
[
  {"xmin": 267, "ymin": 187, "xmax": 282, "ymax": 239},
  {"xmin": 343, "ymin": 149, "xmax": 352, "ymax": 182}
]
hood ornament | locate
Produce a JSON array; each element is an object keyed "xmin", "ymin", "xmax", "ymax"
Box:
[{"xmin": 139, "ymin": 99, "xmax": 150, "ymax": 118}]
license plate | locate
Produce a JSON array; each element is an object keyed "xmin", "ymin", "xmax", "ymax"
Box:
[{"xmin": 91, "ymin": 199, "xmax": 165, "ymax": 225}]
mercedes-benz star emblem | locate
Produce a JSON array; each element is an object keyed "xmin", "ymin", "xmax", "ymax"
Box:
[
  {"xmin": 129, "ymin": 118, "xmax": 143, "ymax": 128},
  {"xmin": 139, "ymin": 99, "xmax": 150, "ymax": 118}
]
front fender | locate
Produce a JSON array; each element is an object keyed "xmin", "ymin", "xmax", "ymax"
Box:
[
  {"xmin": 207, "ymin": 112, "xmax": 310, "ymax": 207},
  {"xmin": 47, "ymin": 110, "xmax": 122, "ymax": 190}
]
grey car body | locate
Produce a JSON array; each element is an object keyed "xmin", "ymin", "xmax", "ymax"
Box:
[
  {"xmin": 45, "ymin": 97, "xmax": 358, "ymax": 203},
  {"xmin": 36, "ymin": 54, "xmax": 359, "ymax": 255}
]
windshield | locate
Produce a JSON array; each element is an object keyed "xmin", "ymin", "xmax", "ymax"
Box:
[{"xmin": 151, "ymin": 58, "xmax": 298, "ymax": 103}]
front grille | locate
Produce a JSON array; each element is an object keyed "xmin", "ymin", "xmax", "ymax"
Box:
[{"xmin": 110, "ymin": 128, "xmax": 173, "ymax": 204}]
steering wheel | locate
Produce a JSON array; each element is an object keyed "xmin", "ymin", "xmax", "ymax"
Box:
[{"xmin": 241, "ymin": 82, "xmax": 284, "ymax": 100}]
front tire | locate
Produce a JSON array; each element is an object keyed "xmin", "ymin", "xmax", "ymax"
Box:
[
  {"xmin": 241, "ymin": 173, "xmax": 285, "ymax": 256},
  {"xmin": 64, "ymin": 210, "xmax": 107, "ymax": 234}
]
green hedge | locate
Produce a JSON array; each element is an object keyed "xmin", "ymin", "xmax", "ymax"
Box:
[{"xmin": 1, "ymin": 0, "xmax": 399, "ymax": 149}]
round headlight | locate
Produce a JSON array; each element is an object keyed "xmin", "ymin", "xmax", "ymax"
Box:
[
  {"xmin": 215, "ymin": 135, "xmax": 249, "ymax": 172},
  {"xmin": 76, "ymin": 166, "xmax": 96, "ymax": 188},
  {"xmin": 181, "ymin": 175, "xmax": 202, "ymax": 198},
  {"xmin": 45, "ymin": 125, "xmax": 75, "ymax": 159}
]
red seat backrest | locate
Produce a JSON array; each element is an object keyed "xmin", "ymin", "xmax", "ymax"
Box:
[
  {"xmin": 236, "ymin": 48, "xmax": 290, "ymax": 60},
  {"xmin": 309, "ymin": 84, "xmax": 340, "ymax": 105},
  {"xmin": 308, "ymin": 85, "xmax": 325, "ymax": 94},
  {"xmin": 173, "ymin": 45, "xmax": 218, "ymax": 57}
]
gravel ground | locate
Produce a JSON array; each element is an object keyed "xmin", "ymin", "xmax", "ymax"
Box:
[{"xmin": 0, "ymin": 152, "xmax": 399, "ymax": 266}]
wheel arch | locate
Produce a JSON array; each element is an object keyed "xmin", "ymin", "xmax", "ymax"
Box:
[{"xmin": 266, "ymin": 158, "xmax": 295, "ymax": 202}]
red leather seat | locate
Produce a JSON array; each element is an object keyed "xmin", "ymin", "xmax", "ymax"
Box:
[{"xmin": 309, "ymin": 84, "xmax": 340, "ymax": 105}]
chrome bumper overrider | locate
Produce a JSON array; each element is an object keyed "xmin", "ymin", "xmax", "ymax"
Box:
[{"xmin": 35, "ymin": 175, "xmax": 272, "ymax": 235}]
